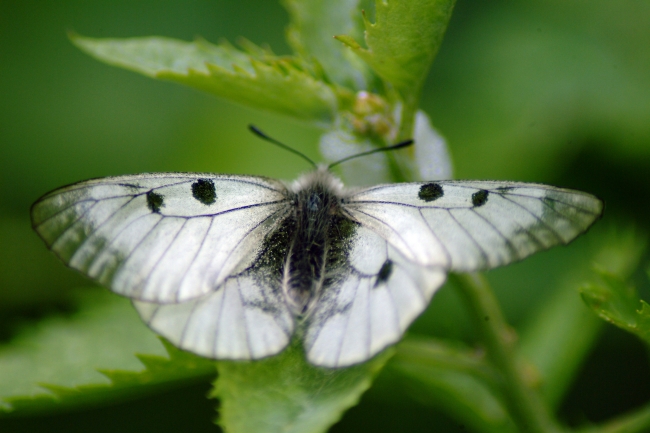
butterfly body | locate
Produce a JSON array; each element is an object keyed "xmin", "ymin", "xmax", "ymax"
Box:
[
  {"xmin": 32, "ymin": 167, "xmax": 603, "ymax": 367},
  {"xmin": 283, "ymin": 168, "xmax": 350, "ymax": 315}
]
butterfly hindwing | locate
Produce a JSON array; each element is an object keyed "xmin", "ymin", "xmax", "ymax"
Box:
[
  {"xmin": 344, "ymin": 181, "xmax": 603, "ymax": 271},
  {"xmin": 31, "ymin": 173, "xmax": 291, "ymax": 303},
  {"xmin": 134, "ymin": 268, "xmax": 294, "ymax": 360},
  {"xmin": 304, "ymin": 225, "xmax": 446, "ymax": 368}
]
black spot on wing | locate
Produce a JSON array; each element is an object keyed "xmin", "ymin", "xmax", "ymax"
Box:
[
  {"xmin": 146, "ymin": 191, "xmax": 164, "ymax": 213},
  {"xmin": 192, "ymin": 179, "xmax": 217, "ymax": 205},
  {"xmin": 374, "ymin": 259, "xmax": 393, "ymax": 288},
  {"xmin": 419, "ymin": 183, "xmax": 443, "ymax": 202},
  {"xmin": 472, "ymin": 189, "xmax": 489, "ymax": 207}
]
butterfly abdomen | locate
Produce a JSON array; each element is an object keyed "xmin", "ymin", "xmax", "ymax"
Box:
[{"xmin": 283, "ymin": 171, "xmax": 354, "ymax": 315}]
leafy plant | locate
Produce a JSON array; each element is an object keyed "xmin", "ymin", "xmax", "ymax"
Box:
[{"xmin": 2, "ymin": 1, "xmax": 650, "ymax": 432}]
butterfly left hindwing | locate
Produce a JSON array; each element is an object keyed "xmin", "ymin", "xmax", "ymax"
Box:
[{"xmin": 134, "ymin": 271, "xmax": 294, "ymax": 361}]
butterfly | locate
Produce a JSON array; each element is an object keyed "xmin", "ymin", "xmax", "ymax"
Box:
[{"xmin": 30, "ymin": 130, "xmax": 603, "ymax": 368}]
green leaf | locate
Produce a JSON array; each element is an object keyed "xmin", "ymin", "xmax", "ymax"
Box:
[
  {"xmin": 70, "ymin": 34, "xmax": 339, "ymax": 124},
  {"xmin": 336, "ymin": 0, "xmax": 456, "ymax": 101},
  {"xmin": 581, "ymin": 272, "xmax": 650, "ymax": 345},
  {"xmin": 282, "ymin": 0, "xmax": 372, "ymax": 89},
  {"xmin": 214, "ymin": 340, "xmax": 392, "ymax": 433},
  {"xmin": 4, "ymin": 341, "xmax": 215, "ymax": 416},
  {"xmin": 0, "ymin": 289, "xmax": 214, "ymax": 414},
  {"xmin": 519, "ymin": 226, "xmax": 647, "ymax": 409},
  {"xmin": 390, "ymin": 336, "xmax": 517, "ymax": 433}
]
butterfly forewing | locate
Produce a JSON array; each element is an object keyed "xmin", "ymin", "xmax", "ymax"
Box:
[
  {"xmin": 345, "ymin": 181, "xmax": 603, "ymax": 272},
  {"xmin": 31, "ymin": 173, "xmax": 291, "ymax": 303}
]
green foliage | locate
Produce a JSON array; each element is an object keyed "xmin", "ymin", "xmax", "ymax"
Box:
[
  {"xmin": 0, "ymin": 290, "xmax": 214, "ymax": 415},
  {"xmin": 215, "ymin": 341, "xmax": 392, "ymax": 433},
  {"xmin": 581, "ymin": 270, "xmax": 650, "ymax": 346},
  {"xmin": 282, "ymin": 0, "xmax": 371, "ymax": 89},
  {"xmin": 335, "ymin": 0, "xmax": 455, "ymax": 138},
  {"xmin": 71, "ymin": 34, "xmax": 339, "ymax": 124},
  {"xmin": 5, "ymin": 340, "xmax": 215, "ymax": 416},
  {"xmin": 391, "ymin": 337, "xmax": 516, "ymax": 433},
  {"xmin": 518, "ymin": 228, "xmax": 646, "ymax": 409},
  {"xmin": 335, "ymin": 0, "xmax": 455, "ymax": 99}
]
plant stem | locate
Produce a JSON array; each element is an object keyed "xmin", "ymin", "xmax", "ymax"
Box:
[
  {"xmin": 397, "ymin": 94, "xmax": 418, "ymax": 142},
  {"xmin": 451, "ymin": 273, "xmax": 563, "ymax": 433},
  {"xmin": 577, "ymin": 402, "xmax": 650, "ymax": 433}
]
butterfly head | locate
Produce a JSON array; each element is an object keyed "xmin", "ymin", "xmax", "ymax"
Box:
[{"xmin": 290, "ymin": 165, "xmax": 345, "ymax": 197}]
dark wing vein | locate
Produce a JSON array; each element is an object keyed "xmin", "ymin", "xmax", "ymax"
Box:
[
  {"xmin": 418, "ymin": 208, "xmax": 452, "ymax": 266},
  {"xmin": 538, "ymin": 200, "xmax": 584, "ymax": 231},
  {"xmin": 347, "ymin": 207, "xmax": 420, "ymax": 260},
  {"xmin": 137, "ymin": 218, "xmax": 189, "ymax": 293},
  {"xmin": 44, "ymin": 201, "xmax": 99, "ymax": 248},
  {"xmin": 86, "ymin": 211, "xmax": 159, "ymax": 273},
  {"xmin": 335, "ymin": 276, "xmax": 362, "ymax": 367},
  {"xmin": 469, "ymin": 208, "xmax": 520, "ymax": 263},
  {"xmin": 109, "ymin": 217, "xmax": 166, "ymax": 283},
  {"xmin": 179, "ymin": 292, "xmax": 207, "ymax": 350},
  {"xmin": 66, "ymin": 197, "xmax": 142, "ymax": 262},
  {"xmin": 144, "ymin": 303, "xmax": 162, "ymax": 325},
  {"xmin": 497, "ymin": 194, "xmax": 564, "ymax": 243},
  {"xmin": 236, "ymin": 277, "xmax": 253, "ymax": 357},
  {"xmin": 173, "ymin": 216, "xmax": 216, "ymax": 302},
  {"xmin": 446, "ymin": 209, "xmax": 490, "ymax": 268},
  {"xmin": 207, "ymin": 204, "xmax": 291, "ymax": 291}
]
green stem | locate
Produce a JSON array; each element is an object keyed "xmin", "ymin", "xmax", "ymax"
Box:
[
  {"xmin": 451, "ymin": 273, "xmax": 563, "ymax": 433},
  {"xmin": 577, "ymin": 402, "xmax": 650, "ymax": 433},
  {"xmin": 397, "ymin": 93, "xmax": 418, "ymax": 142}
]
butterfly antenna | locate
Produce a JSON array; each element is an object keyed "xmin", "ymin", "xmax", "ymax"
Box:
[
  {"xmin": 327, "ymin": 139, "xmax": 414, "ymax": 169},
  {"xmin": 248, "ymin": 125, "xmax": 318, "ymax": 169}
]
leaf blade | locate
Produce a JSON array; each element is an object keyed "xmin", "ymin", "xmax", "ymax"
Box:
[
  {"xmin": 71, "ymin": 34, "xmax": 339, "ymax": 124},
  {"xmin": 214, "ymin": 340, "xmax": 393, "ymax": 433},
  {"xmin": 0, "ymin": 290, "xmax": 215, "ymax": 415},
  {"xmin": 282, "ymin": 0, "xmax": 371, "ymax": 89},
  {"xmin": 336, "ymin": 0, "xmax": 456, "ymax": 100}
]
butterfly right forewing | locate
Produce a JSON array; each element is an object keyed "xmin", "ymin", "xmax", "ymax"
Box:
[{"xmin": 343, "ymin": 180, "xmax": 603, "ymax": 272}]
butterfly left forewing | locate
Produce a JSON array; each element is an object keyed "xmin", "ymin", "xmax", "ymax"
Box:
[
  {"xmin": 304, "ymin": 225, "xmax": 445, "ymax": 368},
  {"xmin": 344, "ymin": 181, "xmax": 603, "ymax": 272},
  {"xmin": 31, "ymin": 173, "xmax": 291, "ymax": 303}
]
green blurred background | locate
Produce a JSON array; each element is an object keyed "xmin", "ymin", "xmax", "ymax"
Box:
[{"xmin": 1, "ymin": 0, "xmax": 649, "ymax": 431}]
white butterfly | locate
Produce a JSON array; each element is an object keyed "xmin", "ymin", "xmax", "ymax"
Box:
[{"xmin": 31, "ymin": 140, "xmax": 603, "ymax": 367}]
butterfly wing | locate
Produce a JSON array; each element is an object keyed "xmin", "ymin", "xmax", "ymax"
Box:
[
  {"xmin": 31, "ymin": 173, "xmax": 291, "ymax": 303},
  {"xmin": 343, "ymin": 181, "xmax": 603, "ymax": 271},
  {"xmin": 304, "ymin": 225, "xmax": 446, "ymax": 368},
  {"xmin": 134, "ymin": 266, "xmax": 294, "ymax": 360}
]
